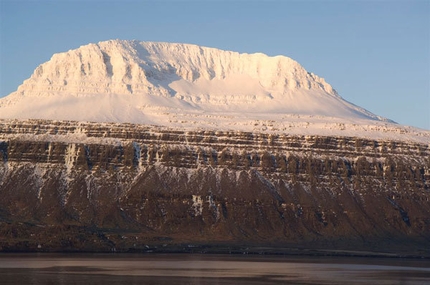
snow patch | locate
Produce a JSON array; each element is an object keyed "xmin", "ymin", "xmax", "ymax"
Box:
[
  {"xmin": 65, "ymin": 143, "xmax": 78, "ymax": 175},
  {"xmin": 192, "ymin": 195, "xmax": 203, "ymax": 216},
  {"xmin": 207, "ymin": 193, "xmax": 220, "ymax": 221}
]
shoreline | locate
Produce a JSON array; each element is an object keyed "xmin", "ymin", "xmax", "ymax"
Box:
[{"xmin": 2, "ymin": 244, "xmax": 429, "ymax": 259}]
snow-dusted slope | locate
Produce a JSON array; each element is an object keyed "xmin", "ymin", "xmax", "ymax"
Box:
[{"xmin": 0, "ymin": 39, "xmax": 428, "ymax": 143}]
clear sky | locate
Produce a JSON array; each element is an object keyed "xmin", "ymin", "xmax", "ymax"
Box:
[{"xmin": 1, "ymin": 0, "xmax": 429, "ymax": 129}]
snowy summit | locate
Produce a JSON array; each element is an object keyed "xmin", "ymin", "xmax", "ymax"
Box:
[{"xmin": 0, "ymin": 40, "xmax": 428, "ymax": 142}]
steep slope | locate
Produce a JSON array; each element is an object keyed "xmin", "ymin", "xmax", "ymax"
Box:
[
  {"xmin": 0, "ymin": 120, "xmax": 429, "ymax": 255},
  {"xmin": 0, "ymin": 40, "xmax": 390, "ymax": 129}
]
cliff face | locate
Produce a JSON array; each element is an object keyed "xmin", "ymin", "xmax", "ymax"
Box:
[
  {"xmin": 1, "ymin": 40, "xmax": 391, "ymax": 125},
  {"xmin": 0, "ymin": 119, "xmax": 429, "ymax": 255},
  {"xmin": 5, "ymin": 40, "xmax": 337, "ymax": 98}
]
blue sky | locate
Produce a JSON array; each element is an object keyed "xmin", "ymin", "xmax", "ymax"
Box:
[{"xmin": 1, "ymin": 0, "xmax": 429, "ymax": 129}]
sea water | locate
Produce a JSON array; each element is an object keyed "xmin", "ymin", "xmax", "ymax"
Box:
[{"xmin": 0, "ymin": 253, "xmax": 429, "ymax": 284}]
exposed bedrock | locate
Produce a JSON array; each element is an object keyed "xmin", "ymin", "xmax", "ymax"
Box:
[{"xmin": 0, "ymin": 120, "xmax": 429, "ymax": 255}]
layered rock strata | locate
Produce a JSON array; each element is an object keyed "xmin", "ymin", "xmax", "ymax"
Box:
[{"xmin": 0, "ymin": 119, "xmax": 429, "ymax": 255}]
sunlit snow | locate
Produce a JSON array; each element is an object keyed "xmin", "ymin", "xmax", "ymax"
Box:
[{"xmin": 0, "ymin": 40, "xmax": 428, "ymax": 143}]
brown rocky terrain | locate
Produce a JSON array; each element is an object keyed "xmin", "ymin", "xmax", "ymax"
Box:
[{"xmin": 0, "ymin": 119, "xmax": 429, "ymax": 256}]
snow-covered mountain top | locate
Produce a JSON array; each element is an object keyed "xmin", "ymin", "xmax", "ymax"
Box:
[
  {"xmin": 0, "ymin": 39, "xmax": 428, "ymax": 143},
  {"xmin": 20, "ymin": 39, "xmax": 337, "ymax": 95}
]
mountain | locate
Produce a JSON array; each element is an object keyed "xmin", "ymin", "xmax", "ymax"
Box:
[
  {"xmin": 5, "ymin": 40, "xmax": 423, "ymax": 140},
  {"xmin": 1, "ymin": 39, "xmax": 367, "ymax": 117},
  {"xmin": 0, "ymin": 120, "xmax": 429, "ymax": 255},
  {"xmin": 0, "ymin": 40, "xmax": 429, "ymax": 255}
]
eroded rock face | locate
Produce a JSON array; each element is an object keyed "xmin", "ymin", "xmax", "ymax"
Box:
[
  {"xmin": 0, "ymin": 119, "xmax": 429, "ymax": 255},
  {"xmin": 7, "ymin": 40, "xmax": 336, "ymax": 98},
  {"xmin": 1, "ymin": 40, "xmax": 393, "ymax": 125}
]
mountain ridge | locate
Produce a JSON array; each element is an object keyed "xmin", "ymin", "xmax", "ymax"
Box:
[
  {"xmin": 1, "ymin": 118, "xmax": 429, "ymax": 255},
  {"xmin": 0, "ymin": 39, "xmax": 392, "ymax": 126}
]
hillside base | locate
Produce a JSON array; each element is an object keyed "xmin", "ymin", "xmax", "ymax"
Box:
[{"xmin": 1, "ymin": 223, "xmax": 429, "ymax": 258}]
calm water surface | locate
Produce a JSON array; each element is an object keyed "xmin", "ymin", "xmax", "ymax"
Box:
[{"xmin": 0, "ymin": 253, "xmax": 429, "ymax": 284}]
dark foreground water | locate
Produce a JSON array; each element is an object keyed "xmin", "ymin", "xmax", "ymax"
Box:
[{"xmin": 0, "ymin": 253, "xmax": 429, "ymax": 285}]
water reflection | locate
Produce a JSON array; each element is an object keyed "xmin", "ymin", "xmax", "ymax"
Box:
[{"xmin": 0, "ymin": 254, "xmax": 429, "ymax": 285}]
